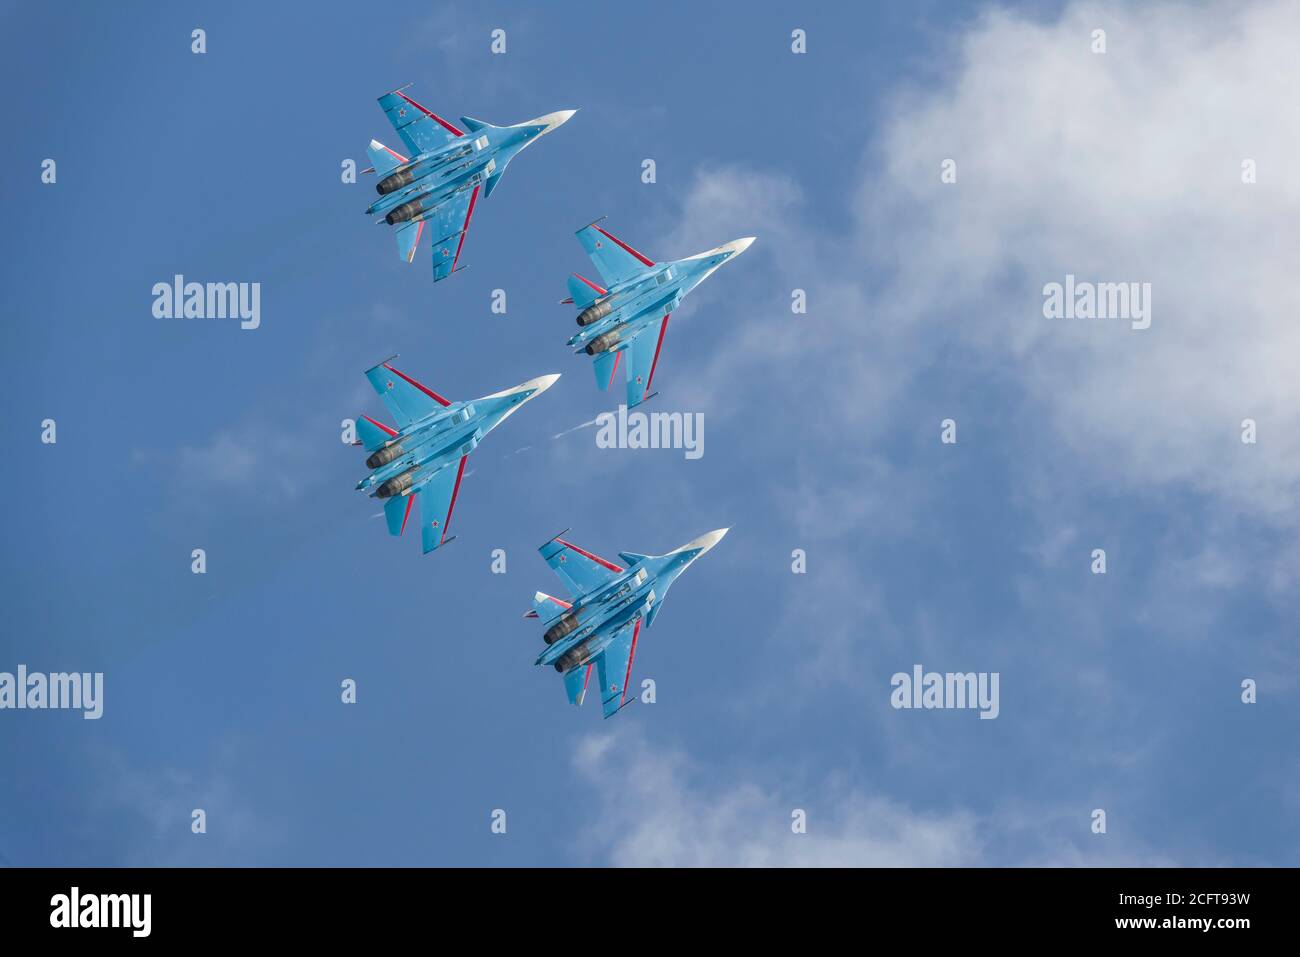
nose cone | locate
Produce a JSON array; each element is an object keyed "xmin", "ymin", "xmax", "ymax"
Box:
[
  {"xmin": 673, "ymin": 527, "xmax": 729, "ymax": 558},
  {"xmin": 691, "ymin": 527, "xmax": 730, "ymax": 553},
  {"xmin": 538, "ymin": 109, "xmax": 577, "ymax": 134},
  {"xmin": 522, "ymin": 372, "xmax": 562, "ymax": 397},
  {"xmin": 516, "ymin": 109, "xmax": 578, "ymax": 138},
  {"xmin": 725, "ymin": 236, "xmax": 756, "ymax": 258}
]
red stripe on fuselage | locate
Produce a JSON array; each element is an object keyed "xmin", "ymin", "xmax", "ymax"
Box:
[
  {"xmin": 621, "ymin": 620, "xmax": 642, "ymax": 706},
  {"xmin": 382, "ymin": 363, "xmax": 451, "ymax": 406},
  {"xmin": 442, "ymin": 455, "xmax": 468, "ymax": 544},
  {"xmin": 395, "ymin": 91, "xmax": 464, "ymax": 137},
  {"xmin": 451, "ymin": 185, "xmax": 480, "ymax": 272},
  {"xmin": 555, "ymin": 538, "xmax": 623, "ymax": 572},
  {"xmin": 644, "ymin": 314, "xmax": 670, "ymax": 399},
  {"xmin": 361, "ymin": 414, "xmax": 398, "ymax": 437},
  {"xmin": 593, "ymin": 225, "xmax": 654, "ymax": 266}
]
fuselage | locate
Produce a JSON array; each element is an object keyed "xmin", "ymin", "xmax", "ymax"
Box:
[
  {"xmin": 356, "ymin": 402, "xmax": 483, "ymax": 497},
  {"xmin": 356, "ymin": 378, "xmax": 550, "ymax": 498},
  {"xmin": 534, "ymin": 532, "xmax": 725, "ymax": 671},
  {"xmin": 567, "ymin": 239, "xmax": 754, "ymax": 356},
  {"xmin": 367, "ymin": 111, "xmax": 574, "ymax": 226}
]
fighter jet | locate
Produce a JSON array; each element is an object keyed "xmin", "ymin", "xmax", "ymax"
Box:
[
  {"xmin": 560, "ymin": 221, "xmax": 755, "ymax": 409},
  {"xmin": 364, "ymin": 86, "xmax": 576, "ymax": 281},
  {"xmin": 524, "ymin": 528, "xmax": 729, "ymax": 718},
  {"xmin": 354, "ymin": 357, "xmax": 560, "ymax": 554}
]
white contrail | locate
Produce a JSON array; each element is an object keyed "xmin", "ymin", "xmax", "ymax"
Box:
[{"xmin": 551, "ymin": 417, "xmax": 600, "ymax": 440}]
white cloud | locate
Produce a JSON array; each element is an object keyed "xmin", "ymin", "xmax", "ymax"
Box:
[
  {"xmin": 572, "ymin": 731, "xmax": 981, "ymax": 866},
  {"xmin": 571, "ymin": 730, "xmax": 1178, "ymax": 866},
  {"xmin": 858, "ymin": 0, "xmax": 1300, "ymax": 517},
  {"xmin": 660, "ymin": 0, "xmax": 1300, "ymax": 521}
]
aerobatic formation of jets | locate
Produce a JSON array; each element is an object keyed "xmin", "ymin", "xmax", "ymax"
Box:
[{"xmin": 354, "ymin": 87, "xmax": 754, "ymax": 718}]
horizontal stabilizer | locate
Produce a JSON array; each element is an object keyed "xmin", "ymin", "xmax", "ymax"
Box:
[
  {"xmin": 367, "ymin": 139, "xmax": 406, "ymax": 178},
  {"xmin": 566, "ymin": 273, "xmax": 604, "ymax": 309},
  {"xmin": 524, "ymin": 591, "xmax": 572, "ymax": 620},
  {"xmin": 357, "ymin": 415, "xmax": 397, "ymax": 452}
]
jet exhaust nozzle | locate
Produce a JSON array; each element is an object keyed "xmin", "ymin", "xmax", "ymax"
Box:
[
  {"xmin": 375, "ymin": 471, "xmax": 416, "ymax": 499},
  {"xmin": 585, "ymin": 328, "xmax": 623, "ymax": 355},
  {"xmin": 555, "ymin": 643, "xmax": 589, "ymax": 672},
  {"xmin": 576, "ymin": 299, "xmax": 612, "ymax": 327},
  {"xmin": 544, "ymin": 612, "xmax": 580, "ymax": 645},
  {"xmin": 366, "ymin": 443, "xmax": 404, "ymax": 470},
  {"xmin": 377, "ymin": 168, "xmax": 416, "ymax": 195},
  {"xmin": 385, "ymin": 198, "xmax": 424, "ymax": 225}
]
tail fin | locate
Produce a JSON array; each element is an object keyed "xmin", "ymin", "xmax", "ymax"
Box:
[
  {"xmin": 524, "ymin": 591, "xmax": 572, "ymax": 621},
  {"xmin": 357, "ymin": 415, "xmax": 397, "ymax": 452},
  {"xmin": 383, "ymin": 494, "xmax": 416, "ymax": 537},
  {"xmin": 367, "ymin": 139, "xmax": 406, "ymax": 178},
  {"xmin": 593, "ymin": 350, "xmax": 620, "ymax": 391},
  {"xmin": 563, "ymin": 663, "xmax": 592, "ymax": 706}
]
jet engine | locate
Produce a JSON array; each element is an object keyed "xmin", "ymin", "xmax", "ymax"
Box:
[
  {"xmin": 375, "ymin": 470, "xmax": 416, "ymax": 499},
  {"xmin": 376, "ymin": 168, "xmax": 416, "ymax": 195},
  {"xmin": 585, "ymin": 328, "xmax": 624, "ymax": 355},
  {"xmin": 544, "ymin": 612, "xmax": 579, "ymax": 645},
  {"xmin": 365, "ymin": 443, "xmax": 404, "ymax": 470},
  {"xmin": 385, "ymin": 198, "xmax": 425, "ymax": 225},
  {"xmin": 576, "ymin": 300, "xmax": 612, "ymax": 327},
  {"xmin": 554, "ymin": 643, "xmax": 590, "ymax": 672}
]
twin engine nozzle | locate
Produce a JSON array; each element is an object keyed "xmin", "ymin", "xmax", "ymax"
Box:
[
  {"xmin": 544, "ymin": 612, "xmax": 579, "ymax": 645},
  {"xmin": 385, "ymin": 198, "xmax": 424, "ymax": 225},
  {"xmin": 585, "ymin": 328, "xmax": 623, "ymax": 355},
  {"xmin": 366, "ymin": 443, "xmax": 404, "ymax": 470},
  {"xmin": 576, "ymin": 299, "xmax": 612, "ymax": 327},
  {"xmin": 375, "ymin": 470, "xmax": 416, "ymax": 499},
  {"xmin": 377, "ymin": 168, "xmax": 416, "ymax": 195}
]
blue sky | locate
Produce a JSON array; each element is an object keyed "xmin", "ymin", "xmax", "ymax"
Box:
[{"xmin": 2, "ymin": 0, "xmax": 1297, "ymax": 866}]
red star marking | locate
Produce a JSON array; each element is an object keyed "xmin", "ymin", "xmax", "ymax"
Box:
[
  {"xmin": 431, "ymin": 520, "xmax": 440, "ymax": 528},
  {"xmin": 595, "ymin": 241, "xmax": 603, "ymax": 248},
  {"xmin": 559, "ymin": 555, "xmax": 567, "ymax": 563},
  {"xmin": 398, "ymin": 108, "xmax": 407, "ymax": 117},
  {"xmin": 386, "ymin": 381, "xmax": 394, "ymax": 390},
  {"xmin": 636, "ymin": 376, "xmax": 643, "ymax": 384}
]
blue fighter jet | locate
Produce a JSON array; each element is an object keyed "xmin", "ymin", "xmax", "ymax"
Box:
[
  {"xmin": 355, "ymin": 357, "xmax": 560, "ymax": 554},
  {"xmin": 561, "ymin": 221, "xmax": 755, "ymax": 409},
  {"xmin": 364, "ymin": 86, "xmax": 576, "ymax": 281},
  {"xmin": 525, "ymin": 528, "xmax": 729, "ymax": 718}
]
